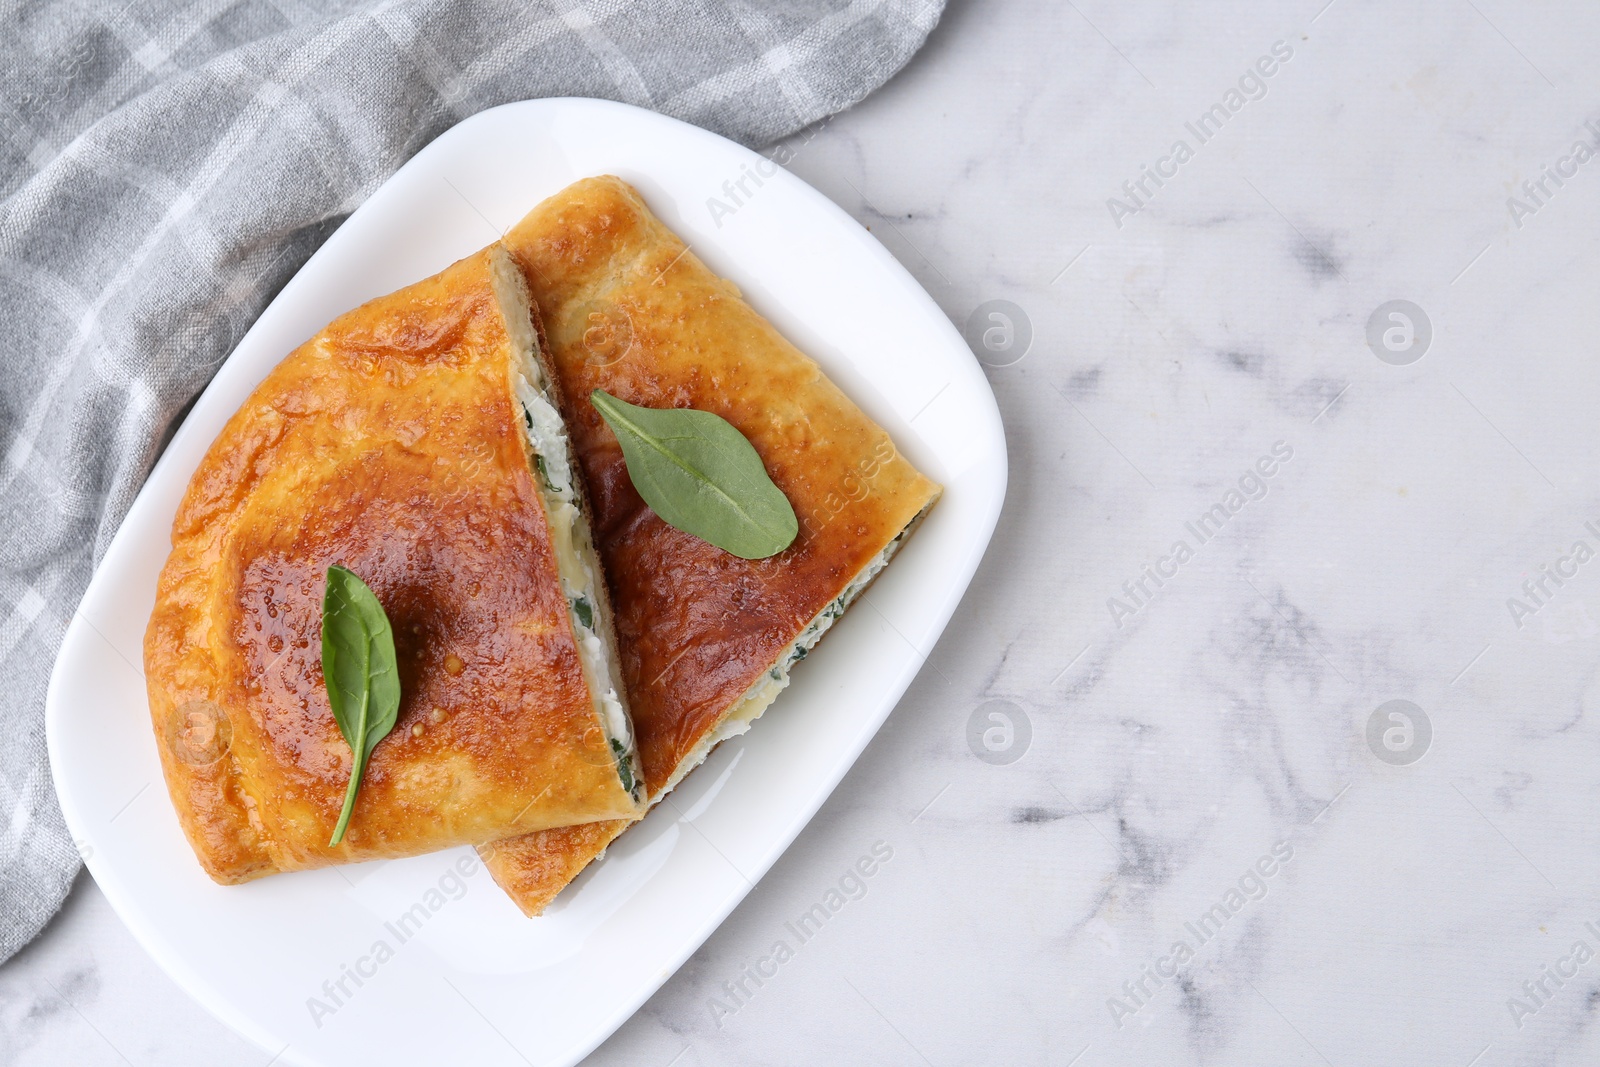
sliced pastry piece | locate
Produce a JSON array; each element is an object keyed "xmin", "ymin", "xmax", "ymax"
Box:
[
  {"xmin": 480, "ymin": 176, "xmax": 940, "ymax": 914},
  {"xmin": 144, "ymin": 244, "xmax": 643, "ymax": 884}
]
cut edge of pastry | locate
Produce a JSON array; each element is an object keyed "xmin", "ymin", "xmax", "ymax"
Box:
[
  {"xmin": 488, "ymin": 244, "xmax": 644, "ymax": 805},
  {"xmin": 652, "ymin": 494, "xmax": 941, "ymax": 804},
  {"xmin": 483, "ymin": 493, "xmax": 941, "ymax": 917}
]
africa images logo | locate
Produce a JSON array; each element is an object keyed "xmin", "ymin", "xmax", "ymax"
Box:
[
  {"xmin": 1106, "ymin": 441, "xmax": 1294, "ymax": 628},
  {"xmin": 705, "ymin": 841, "xmax": 894, "ymax": 1028},
  {"xmin": 1105, "ymin": 40, "xmax": 1296, "ymax": 229},
  {"xmin": 1107, "ymin": 841, "xmax": 1295, "ymax": 1029},
  {"xmin": 304, "ymin": 854, "xmax": 487, "ymax": 1028},
  {"xmin": 1504, "ymin": 519, "xmax": 1600, "ymax": 630},
  {"xmin": 1505, "ymin": 119, "xmax": 1600, "ymax": 230}
]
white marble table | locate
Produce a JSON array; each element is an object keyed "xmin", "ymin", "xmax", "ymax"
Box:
[{"xmin": 11, "ymin": 0, "xmax": 1600, "ymax": 1063}]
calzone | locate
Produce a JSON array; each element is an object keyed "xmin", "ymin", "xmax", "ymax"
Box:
[
  {"xmin": 144, "ymin": 245, "xmax": 643, "ymax": 884},
  {"xmin": 480, "ymin": 177, "xmax": 941, "ymax": 914}
]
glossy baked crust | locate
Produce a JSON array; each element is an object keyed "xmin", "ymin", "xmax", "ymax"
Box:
[
  {"xmin": 143, "ymin": 246, "xmax": 641, "ymax": 884},
  {"xmin": 481, "ymin": 176, "xmax": 941, "ymax": 914}
]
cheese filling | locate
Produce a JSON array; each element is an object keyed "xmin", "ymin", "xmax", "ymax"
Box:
[{"xmin": 509, "ymin": 340, "xmax": 640, "ymax": 800}]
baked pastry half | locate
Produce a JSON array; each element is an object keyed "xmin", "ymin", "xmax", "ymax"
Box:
[
  {"xmin": 144, "ymin": 244, "xmax": 642, "ymax": 884},
  {"xmin": 479, "ymin": 176, "xmax": 940, "ymax": 914}
]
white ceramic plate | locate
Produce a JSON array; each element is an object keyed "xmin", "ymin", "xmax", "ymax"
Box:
[{"xmin": 45, "ymin": 98, "xmax": 1005, "ymax": 1067}]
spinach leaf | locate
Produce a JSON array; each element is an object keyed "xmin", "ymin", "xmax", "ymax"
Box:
[
  {"xmin": 589, "ymin": 390, "xmax": 797, "ymax": 559},
  {"xmin": 321, "ymin": 564, "xmax": 401, "ymax": 846},
  {"xmin": 610, "ymin": 737, "xmax": 635, "ymax": 795}
]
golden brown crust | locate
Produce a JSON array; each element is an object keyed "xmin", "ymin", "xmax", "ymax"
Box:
[
  {"xmin": 144, "ymin": 247, "xmax": 640, "ymax": 884},
  {"xmin": 478, "ymin": 819, "xmax": 626, "ymax": 917},
  {"xmin": 482, "ymin": 176, "xmax": 940, "ymax": 912}
]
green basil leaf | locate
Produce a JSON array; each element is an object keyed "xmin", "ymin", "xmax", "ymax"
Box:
[
  {"xmin": 589, "ymin": 389, "xmax": 798, "ymax": 559},
  {"xmin": 321, "ymin": 564, "xmax": 401, "ymax": 846}
]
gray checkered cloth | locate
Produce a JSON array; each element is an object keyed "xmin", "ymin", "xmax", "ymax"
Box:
[{"xmin": 0, "ymin": 0, "xmax": 942, "ymax": 965}]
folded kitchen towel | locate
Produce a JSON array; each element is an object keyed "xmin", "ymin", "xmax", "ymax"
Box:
[{"xmin": 0, "ymin": 0, "xmax": 943, "ymax": 965}]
